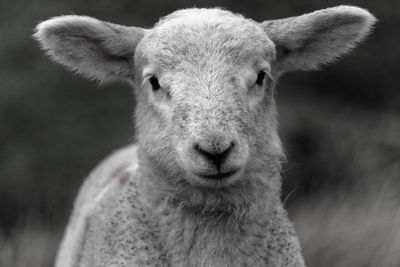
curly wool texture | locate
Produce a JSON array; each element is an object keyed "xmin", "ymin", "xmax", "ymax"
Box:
[{"xmin": 34, "ymin": 6, "xmax": 376, "ymax": 267}]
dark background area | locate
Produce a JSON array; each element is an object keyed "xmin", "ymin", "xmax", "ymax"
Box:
[{"xmin": 0, "ymin": 0, "xmax": 399, "ymax": 266}]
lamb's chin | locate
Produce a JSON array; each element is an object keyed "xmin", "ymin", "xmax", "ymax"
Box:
[{"xmin": 170, "ymin": 183, "xmax": 255, "ymax": 222}]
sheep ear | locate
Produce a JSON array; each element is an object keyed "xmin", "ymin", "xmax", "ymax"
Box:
[
  {"xmin": 261, "ymin": 6, "xmax": 377, "ymax": 74},
  {"xmin": 34, "ymin": 15, "xmax": 146, "ymax": 83}
]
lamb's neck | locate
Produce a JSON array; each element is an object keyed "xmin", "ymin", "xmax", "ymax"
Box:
[
  {"xmin": 152, "ymin": 195, "xmax": 283, "ymax": 267},
  {"xmin": 134, "ymin": 157, "xmax": 292, "ymax": 265},
  {"xmin": 140, "ymin": 166, "xmax": 280, "ymax": 226},
  {"xmin": 135, "ymin": 149, "xmax": 287, "ymax": 261}
]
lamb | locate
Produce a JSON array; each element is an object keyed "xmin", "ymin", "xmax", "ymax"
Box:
[{"xmin": 34, "ymin": 6, "xmax": 376, "ymax": 267}]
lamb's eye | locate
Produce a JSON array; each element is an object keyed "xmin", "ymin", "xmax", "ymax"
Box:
[
  {"xmin": 149, "ymin": 76, "xmax": 160, "ymax": 91},
  {"xmin": 256, "ymin": 71, "xmax": 266, "ymax": 86}
]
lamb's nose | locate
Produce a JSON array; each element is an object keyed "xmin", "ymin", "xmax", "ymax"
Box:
[{"xmin": 194, "ymin": 139, "xmax": 235, "ymax": 167}]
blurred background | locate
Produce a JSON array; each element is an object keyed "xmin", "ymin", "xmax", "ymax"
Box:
[{"xmin": 0, "ymin": 0, "xmax": 399, "ymax": 266}]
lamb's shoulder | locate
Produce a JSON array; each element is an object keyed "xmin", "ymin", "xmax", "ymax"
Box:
[
  {"xmin": 55, "ymin": 144, "xmax": 166, "ymax": 267},
  {"xmin": 234, "ymin": 202, "xmax": 305, "ymax": 266},
  {"xmin": 263, "ymin": 205, "xmax": 306, "ymax": 267}
]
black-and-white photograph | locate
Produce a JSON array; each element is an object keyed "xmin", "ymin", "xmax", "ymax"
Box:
[{"xmin": 1, "ymin": 0, "xmax": 399, "ymax": 266}]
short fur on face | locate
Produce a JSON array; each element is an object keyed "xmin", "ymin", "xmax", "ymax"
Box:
[{"xmin": 34, "ymin": 6, "xmax": 376, "ymax": 217}]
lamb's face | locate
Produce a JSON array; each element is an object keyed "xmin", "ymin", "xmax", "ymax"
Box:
[
  {"xmin": 135, "ymin": 11, "xmax": 278, "ymax": 186},
  {"xmin": 35, "ymin": 6, "xmax": 376, "ymax": 190}
]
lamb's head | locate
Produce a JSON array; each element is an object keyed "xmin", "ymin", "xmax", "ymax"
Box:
[
  {"xmin": 35, "ymin": 6, "xmax": 376, "ymax": 211},
  {"xmin": 134, "ymin": 9, "xmax": 280, "ymax": 189}
]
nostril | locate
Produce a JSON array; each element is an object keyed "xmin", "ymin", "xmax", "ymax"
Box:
[
  {"xmin": 223, "ymin": 141, "xmax": 235, "ymax": 156},
  {"xmin": 194, "ymin": 141, "xmax": 235, "ymax": 165}
]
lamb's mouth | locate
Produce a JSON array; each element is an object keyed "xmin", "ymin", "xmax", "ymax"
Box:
[{"xmin": 196, "ymin": 169, "xmax": 239, "ymax": 180}]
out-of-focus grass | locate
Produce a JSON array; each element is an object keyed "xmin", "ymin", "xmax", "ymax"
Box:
[
  {"xmin": 0, "ymin": 223, "xmax": 61, "ymax": 267},
  {"xmin": 281, "ymin": 93, "xmax": 400, "ymax": 267},
  {"xmin": 279, "ymin": 86, "xmax": 400, "ymax": 197},
  {"xmin": 292, "ymin": 188, "xmax": 400, "ymax": 267}
]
